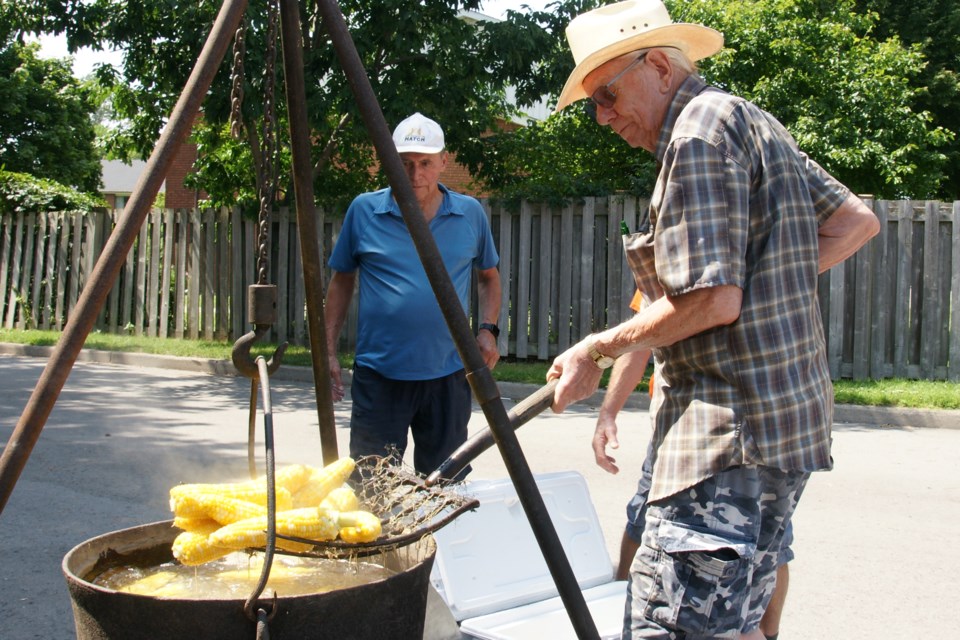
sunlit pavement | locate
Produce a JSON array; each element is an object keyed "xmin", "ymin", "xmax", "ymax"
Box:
[{"xmin": 1, "ymin": 352, "xmax": 958, "ymax": 639}]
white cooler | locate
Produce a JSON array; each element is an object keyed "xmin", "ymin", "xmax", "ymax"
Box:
[{"xmin": 430, "ymin": 471, "xmax": 628, "ymax": 639}]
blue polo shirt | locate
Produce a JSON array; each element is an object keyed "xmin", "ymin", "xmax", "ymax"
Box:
[{"xmin": 329, "ymin": 184, "xmax": 499, "ymax": 380}]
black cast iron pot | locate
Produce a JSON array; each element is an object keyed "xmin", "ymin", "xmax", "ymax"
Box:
[{"xmin": 62, "ymin": 520, "xmax": 436, "ymax": 639}]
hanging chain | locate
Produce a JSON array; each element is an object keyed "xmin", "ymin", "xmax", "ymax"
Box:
[
  {"xmin": 229, "ymin": 18, "xmax": 247, "ymax": 140},
  {"xmin": 256, "ymin": 0, "xmax": 281, "ymax": 287}
]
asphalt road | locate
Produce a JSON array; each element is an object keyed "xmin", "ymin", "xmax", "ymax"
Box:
[{"xmin": 1, "ymin": 352, "xmax": 959, "ymax": 639}]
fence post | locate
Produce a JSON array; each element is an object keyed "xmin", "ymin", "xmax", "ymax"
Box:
[
  {"xmin": 160, "ymin": 209, "xmax": 175, "ymax": 338},
  {"xmin": 493, "ymin": 202, "xmax": 511, "ymax": 357},
  {"xmin": 42, "ymin": 212, "xmax": 59, "ymax": 331},
  {"xmin": 869, "ymin": 200, "xmax": 890, "ymax": 378},
  {"xmin": 17, "ymin": 212, "xmax": 36, "ymax": 330},
  {"xmin": 851, "ymin": 196, "xmax": 875, "ymax": 380},
  {"xmin": 950, "ymin": 201, "xmax": 960, "ymax": 381}
]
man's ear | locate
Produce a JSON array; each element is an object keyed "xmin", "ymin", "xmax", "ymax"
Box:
[{"xmin": 646, "ymin": 49, "xmax": 675, "ymax": 94}]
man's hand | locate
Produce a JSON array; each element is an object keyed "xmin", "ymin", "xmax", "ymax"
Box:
[
  {"xmin": 547, "ymin": 341, "xmax": 604, "ymax": 413},
  {"xmin": 593, "ymin": 414, "xmax": 621, "ymax": 474},
  {"xmin": 477, "ymin": 330, "xmax": 500, "ymax": 370}
]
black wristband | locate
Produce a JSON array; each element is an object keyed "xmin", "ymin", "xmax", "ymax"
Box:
[{"xmin": 478, "ymin": 322, "xmax": 500, "ymax": 339}]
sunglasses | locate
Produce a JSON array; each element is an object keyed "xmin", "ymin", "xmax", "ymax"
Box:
[{"xmin": 590, "ymin": 51, "xmax": 649, "ymax": 110}]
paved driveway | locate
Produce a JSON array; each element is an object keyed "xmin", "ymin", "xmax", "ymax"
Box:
[{"xmin": 1, "ymin": 353, "xmax": 958, "ymax": 639}]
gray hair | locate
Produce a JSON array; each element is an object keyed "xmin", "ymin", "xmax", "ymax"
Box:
[
  {"xmin": 658, "ymin": 46, "xmax": 696, "ymax": 74},
  {"xmin": 614, "ymin": 46, "xmax": 696, "ymax": 75}
]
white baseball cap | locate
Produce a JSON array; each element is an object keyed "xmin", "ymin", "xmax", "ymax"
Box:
[{"xmin": 392, "ymin": 112, "xmax": 445, "ymax": 154}]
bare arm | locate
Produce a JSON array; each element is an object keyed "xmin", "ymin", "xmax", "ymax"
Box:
[
  {"xmin": 323, "ymin": 270, "xmax": 356, "ymax": 401},
  {"xmin": 594, "ymin": 349, "xmax": 651, "ymax": 474},
  {"xmin": 548, "ymin": 284, "xmax": 741, "ymax": 412},
  {"xmin": 818, "ymin": 194, "xmax": 880, "ymax": 273},
  {"xmin": 475, "ymin": 266, "xmax": 502, "ymax": 370}
]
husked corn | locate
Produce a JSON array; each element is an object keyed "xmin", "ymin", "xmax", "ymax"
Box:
[
  {"xmin": 171, "ymin": 492, "xmax": 261, "ymax": 522},
  {"xmin": 172, "ymin": 516, "xmax": 220, "ymax": 532},
  {"xmin": 170, "ymin": 487, "xmax": 292, "ymax": 521},
  {"xmin": 170, "ymin": 480, "xmax": 268, "ymax": 504},
  {"xmin": 171, "ymin": 521, "xmax": 232, "ymax": 566},
  {"xmin": 292, "ymin": 457, "xmax": 356, "ymax": 508},
  {"xmin": 273, "ymin": 464, "xmax": 314, "ymax": 494},
  {"xmin": 209, "ymin": 507, "xmax": 339, "ymax": 552},
  {"xmin": 333, "ymin": 510, "xmax": 382, "ymax": 544},
  {"xmin": 319, "ymin": 486, "xmax": 360, "ymax": 513}
]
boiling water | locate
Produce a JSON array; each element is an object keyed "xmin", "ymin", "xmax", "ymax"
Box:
[{"xmin": 94, "ymin": 552, "xmax": 396, "ymax": 599}]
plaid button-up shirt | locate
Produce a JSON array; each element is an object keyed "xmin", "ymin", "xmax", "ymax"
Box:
[{"xmin": 624, "ymin": 75, "xmax": 850, "ymax": 501}]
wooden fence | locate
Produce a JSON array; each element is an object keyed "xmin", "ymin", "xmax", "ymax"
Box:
[{"xmin": 0, "ymin": 196, "xmax": 957, "ymax": 381}]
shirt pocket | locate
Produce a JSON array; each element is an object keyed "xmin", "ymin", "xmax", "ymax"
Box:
[{"xmin": 623, "ymin": 232, "xmax": 662, "ymax": 304}]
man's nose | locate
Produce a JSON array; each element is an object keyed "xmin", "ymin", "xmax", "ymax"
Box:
[{"xmin": 595, "ymin": 104, "xmax": 616, "ymax": 126}]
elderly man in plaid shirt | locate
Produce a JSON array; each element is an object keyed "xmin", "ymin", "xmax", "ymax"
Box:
[{"xmin": 546, "ymin": 2, "xmax": 880, "ymax": 638}]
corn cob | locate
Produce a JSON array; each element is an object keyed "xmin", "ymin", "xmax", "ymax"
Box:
[
  {"xmin": 170, "ymin": 487, "xmax": 292, "ymax": 521},
  {"xmin": 291, "ymin": 457, "xmax": 356, "ymax": 508},
  {"xmin": 319, "ymin": 486, "xmax": 360, "ymax": 513},
  {"xmin": 170, "ymin": 480, "xmax": 266, "ymax": 503},
  {"xmin": 170, "ymin": 463, "xmax": 312, "ymax": 497},
  {"xmin": 172, "ymin": 516, "xmax": 220, "ymax": 532},
  {"xmin": 208, "ymin": 507, "xmax": 339, "ymax": 552},
  {"xmin": 274, "ymin": 463, "xmax": 314, "ymax": 494},
  {"xmin": 333, "ymin": 510, "xmax": 382, "ymax": 544},
  {"xmin": 171, "ymin": 520, "xmax": 232, "ymax": 566}
]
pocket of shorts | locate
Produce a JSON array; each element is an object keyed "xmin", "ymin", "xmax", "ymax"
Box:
[{"xmin": 643, "ymin": 519, "xmax": 755, "ymax": 637}]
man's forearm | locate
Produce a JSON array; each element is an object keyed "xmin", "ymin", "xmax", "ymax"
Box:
[
  {"xmin": 818, "ymin": 194, "xmax": 881, "ymax": 273},
  {"xmin": 600, "ymin": 350, "xmax": 651, "ymax": 419},
  {"xmin": 594, "ymin": 285, "xmax": 742, "ymax": 358},
  {"xmin": 476, "ymin": 268, "xmax": 502, "ymax": 325},
  {"xmin": 323, "ymin": 271, "xmax": 355, "ymax": 354}
]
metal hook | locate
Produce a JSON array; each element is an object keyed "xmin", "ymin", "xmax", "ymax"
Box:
[{"xmin": 232, "ymin": 325, "xmax": 287, "ymax": 379}]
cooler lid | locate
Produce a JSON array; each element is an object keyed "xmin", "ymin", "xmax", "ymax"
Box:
[
  {"xmin": 432, "ymin": 471, "xmax": 614, "ymax": 621},
  {"xmin": 458, "ymin": 580, "xmax": 628, "ymax": 640}
]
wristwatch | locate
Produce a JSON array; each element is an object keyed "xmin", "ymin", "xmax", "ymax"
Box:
[
  {"xmin": 478, "ymin": 322, "xmax": 500, "ymax": 339},
  {"xmin": 586, "ymin": 339, "xmax": 616, "ymax": 370}
]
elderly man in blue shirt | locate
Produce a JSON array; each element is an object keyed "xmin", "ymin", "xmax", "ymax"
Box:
[{"xmin": 324, "ymin": 112, "xmax": 501, "ymax": 479}]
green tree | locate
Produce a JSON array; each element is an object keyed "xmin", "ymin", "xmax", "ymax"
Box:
[
  {"xmin": 469, "ymin": 1, "xmax": 658, "ymax": 204},
  {"xmin": 0, "ymin": 170, "xmax": 105, "ymax": 215},
  {"xmin": 677, "ymin": 0, "xmax": 951, "ymax": 198},
  {"xmin": 852, "ymin": 0, "xmax": 960, "ymax": 197},
  {"xmin": 0, "ymin": 38, "xmax": 102, "ymax": 193},
  {"xmin": 25, "ymin": 0, "xmax": 533, "ymax": 214},
  {"xmin": 478, "ymin": 0, "xmax": 951, "ymax": 200}
]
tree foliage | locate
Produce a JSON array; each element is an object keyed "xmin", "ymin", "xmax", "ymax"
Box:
[
  {"xmin": 675, "ymin": 0, "xmax": 951, "ymax": 198},
  {"xmin": 477, "ymin": 0, "xmax": 952, "ymax": 200},
  {"xmin": 23, "ymin": 0, "xmax": 533, "ymax": 214},
  {"xmin": 0, "ymin": 36, "xmax": 102, "ymax": 193},
  {"xmin": 852, "ymin": 0, "xmax": 960, "ymax": 197},
  {"xmin": 16, "ymin": 0, "xmax": 956, "ymax": 205},
  {"xmin": 0, "ymin": 170, "xmax": 106, "ymax": 215}
]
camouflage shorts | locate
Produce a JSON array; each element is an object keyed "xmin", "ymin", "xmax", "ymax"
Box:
[
  {"xmin": 625, "ymin": 450, "xmax": 795, "ymax": 566},
  {"xmin": 623, "ymin": 465, "xmax": 808, "ymax": 639}
]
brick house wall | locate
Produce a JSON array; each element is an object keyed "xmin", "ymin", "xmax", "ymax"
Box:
[
  {"xmin": 442, "ymin": 152, "xmax": 487, "ymax": 197},
  {"xmin": 164, "ymin": 140, "xmax": 203, "ymax": 209}
]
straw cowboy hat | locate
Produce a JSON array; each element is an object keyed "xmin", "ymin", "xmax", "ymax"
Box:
[{"xmin": 556, "ymin": 0, "xmax": 723, "ymax": 111}]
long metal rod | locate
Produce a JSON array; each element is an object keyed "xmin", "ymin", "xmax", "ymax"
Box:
[
  {"xmin": 278, "ymin": 0, "xmax": 339, "ymax": 464},
  {"xmin": 425, "ymin": 379, "xmax": 558, "ymax": 485},
  {"xmin": 314, "ymin": 1, "xmax": 599, "ymax": 637},
  {"xmin": 0, "ymin": 0, "xmax": 249, "ymax": 517}
]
